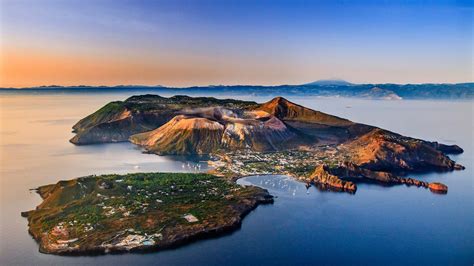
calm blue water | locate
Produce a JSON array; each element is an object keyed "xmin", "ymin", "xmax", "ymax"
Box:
[{"xmin": 0, "ymin": 93, "xmax": 472, "ymax": 265}]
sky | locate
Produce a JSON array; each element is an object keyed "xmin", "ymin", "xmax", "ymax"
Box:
[{"xmin": 0, "ymin": 0, "xmax": 472, "ymax": 87}]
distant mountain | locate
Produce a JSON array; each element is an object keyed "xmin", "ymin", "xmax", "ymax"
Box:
[
  {"xmin": 306, "ymin": 79, "xmax": 353, "ymax": 86},
  {"xmin": 1, "ymin": 82, "xmax": 473, "ymax": 100},
  {"xmin": 361, "ymin": 87, "xmax": 403, "ymax": 100}
]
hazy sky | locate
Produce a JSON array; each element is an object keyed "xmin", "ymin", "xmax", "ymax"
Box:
[{"xmin": 0, "ymin": 0, "xmax": 472, "ymax": 87}]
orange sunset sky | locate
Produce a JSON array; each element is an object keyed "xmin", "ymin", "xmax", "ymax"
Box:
[{"xmin": 1, "ymin": 0, "xmax": 472, "ymax": 87}]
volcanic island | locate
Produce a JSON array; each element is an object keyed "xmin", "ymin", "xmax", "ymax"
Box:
[{"xmin": 23, "ymin": 95, "xmax": 464, "ymax": 255}]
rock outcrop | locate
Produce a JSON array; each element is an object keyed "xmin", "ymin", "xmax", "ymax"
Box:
[
  {"xmin": 428, "ymin": 182, "xmax": 448, "ymax": 194},
  {"xmin": 308, "ymin": 162, "xmax": 447, "ymax": 194},
  {"xmin": 307, "ymin": 165, "xmax": 357, "ymax": 192},
  {"xmin": 330, "ymin": 161, "xmax": 441, "ymax": 191}
]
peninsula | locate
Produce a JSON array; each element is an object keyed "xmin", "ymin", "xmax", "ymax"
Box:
[{"xmin": 22, "ymin": 173, "xmax": 273, "ymax": 255}]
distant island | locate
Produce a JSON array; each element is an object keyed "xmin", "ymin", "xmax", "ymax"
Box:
[
  {"xmin": 23, "ymin": 94, "xmax": 465, "ymax": 255},
  {"xmin": 2, "ymin": 81, "xmax": 474, "ymax": 99},
  {"xmin": 305, "ymin": 79, "xmax": 355, "ymax": 86},
  {"xmin": 71, "ymin": 94, "xmax": 464, "ymax": 193}
]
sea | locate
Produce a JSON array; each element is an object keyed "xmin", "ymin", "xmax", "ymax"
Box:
[{"xmin": 0, "ymin": 91, "xmax": 472, "ymax": 265}]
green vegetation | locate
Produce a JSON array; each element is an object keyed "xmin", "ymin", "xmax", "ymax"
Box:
[
  {"xmin": 73, "ymin": 101, "xmax": 126, "ymax": 132},
  {"xmin": 23, "ymin": 172, "xmax": 272, "ymax": 254}
]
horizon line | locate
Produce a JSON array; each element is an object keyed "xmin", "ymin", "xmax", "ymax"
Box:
[{"xmin": 2, "ymin": 81, "xmax": 474, "ymax": 90}]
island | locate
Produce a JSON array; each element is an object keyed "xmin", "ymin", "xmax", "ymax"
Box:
[
  {"xmin": 21, "ymin": 173, "xmax": 273, "ymax": 255},
  {"xmin": 23, "ymin": 94, "xmax": 466, "ymax": 255},
  {"xmin": 71, "ymin": 94, "xmax": 463, "ymax": 193}
]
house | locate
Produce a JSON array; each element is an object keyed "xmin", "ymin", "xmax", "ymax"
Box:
[{"xmin": 183, "ymin": 214, "xmax": 199, "ymax": 223}]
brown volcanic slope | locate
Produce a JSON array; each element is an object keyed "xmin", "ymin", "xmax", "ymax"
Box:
[
  {"xmin": 130, "ymin": 115, "xmax": 225, "ymax": 155},
  {"xmin": 129, "ymin": 108, "xmax": 305, "ymax": 155},
  {"xmin": 256, "ymin": 96, "xmax": 353, "ymax": 126},
  {"xmin": 340, "ymin": 128, "xmax": 463, "ymax": 172},
  {"xmin": 221, "ymin": 111, "xmax": 303, "ymax": 152},
  {"xmin": 256, "ymin": 97, "xmax": 374, "ymax": 143}
]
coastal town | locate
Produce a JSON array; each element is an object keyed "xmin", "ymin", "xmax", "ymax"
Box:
[{"xmin": 209, "ymin": 145, "xmax": 346, "ymax": 180}]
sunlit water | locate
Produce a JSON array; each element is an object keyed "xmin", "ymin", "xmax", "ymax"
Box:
[{"xmin": 0, "ymin": 92, "xmax": 472, "ymax": 265}]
